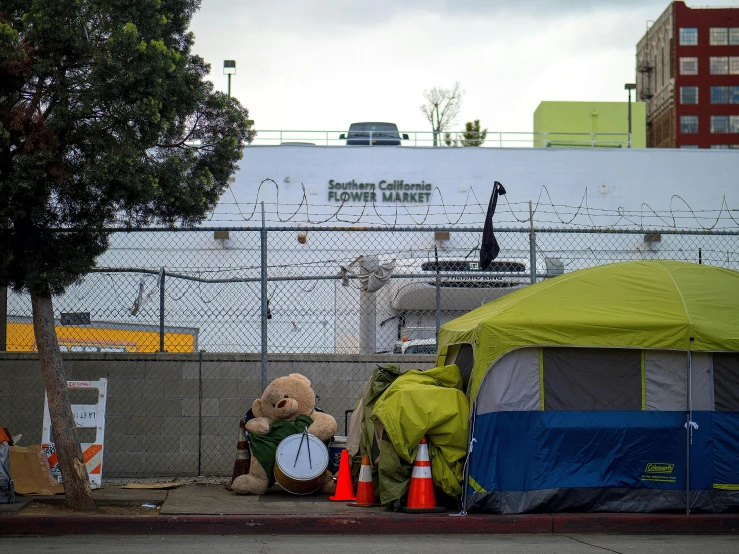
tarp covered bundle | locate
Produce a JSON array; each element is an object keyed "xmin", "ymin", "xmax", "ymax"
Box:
[
  {"xmin": 349, "ymin": 364, "xmax": 469, "ymax": 505},
  {"xmin": 436, "ymin": 260, "xmax": 739, "ymax": 513}
]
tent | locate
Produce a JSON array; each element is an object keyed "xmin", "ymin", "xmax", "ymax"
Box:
[{"xmin": 436, "ymin": 260, "xmax": 739, "ymax": 514}]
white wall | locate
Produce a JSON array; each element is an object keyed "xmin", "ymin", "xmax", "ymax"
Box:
[{"xmin": 218, "ymin": 146, "xmax": 739, "ymax": 229}]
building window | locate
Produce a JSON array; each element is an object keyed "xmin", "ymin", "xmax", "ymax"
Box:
[
  {"xmin": 711, "ymin": 86, "xmax": 730, "ymax": 104},
  {"xmin": 713, "ymin": 144, "xmax": 739, "ymax": 149},
  {"xmin": 681, "ymin": 115, "xmax": 699, "ymax": 134},
  {"xmin": 712, "ymin": 116, "xmax": 729, "ymax": 134},
  {"xmin": 710, "ymin": 116, "xmax": 739, "ymax": 134},
  {"xmin": 711, "ymin": 86, "xmax": 739, "ymax": 104},
  {"xmin": 680, "ymin": 57, "xmax": 698, "ymax": 75},
  {"xmin": 731, "ymin": 28, "xmax": 739, "ymax": 45},
  {"xmin": 681, "ymin": 86, "xmax": 699, "ymax": 104},
  {"xmin": 680, "ymin": 27, "xmax": 698, "ymax": 45},
  {"xmin": 731, "ymin": 57, "xmax": 739, "ymax": 75},
  {"xmin": 681, "ymin": 145, "xmax": 699, "ymax": 149},
  {"xmin": 711, "ymin": 57, "xmax": 729, "ymax": 75},
  {"xmin": 710, "ymin": 27, "xmax": 728, "ymax": 45}
]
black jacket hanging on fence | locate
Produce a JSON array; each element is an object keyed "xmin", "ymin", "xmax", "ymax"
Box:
[{"xmin": 480, "ymin": 181, "xmax": 507, "ymax": 270}]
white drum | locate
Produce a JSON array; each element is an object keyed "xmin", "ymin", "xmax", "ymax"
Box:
[{"xmin": 274, "ymin": 432, "xmax": 329, "ymax": 495}]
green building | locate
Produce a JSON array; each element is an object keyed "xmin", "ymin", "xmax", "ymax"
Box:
[{"xmin": 533, "ymin": 101, "xmax": 646, "ymax": 148}]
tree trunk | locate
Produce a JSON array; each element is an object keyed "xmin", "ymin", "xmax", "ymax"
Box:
[{"xmin": 31, "ymin": 291, "xmax": 97, "ymax": 512}]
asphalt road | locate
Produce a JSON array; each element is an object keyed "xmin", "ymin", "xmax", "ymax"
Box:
[{"xmin": 2, "ymin": 534, "xmax": 739, "ymax": 553}]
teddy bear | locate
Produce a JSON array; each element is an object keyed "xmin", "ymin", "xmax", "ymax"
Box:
[{"xmin": 231, "ymin": 373, "xmax": 337, "ymax": 495}]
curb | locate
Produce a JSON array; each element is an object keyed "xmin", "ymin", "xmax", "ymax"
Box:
[
  {"xmin": 3, "ymin": 513, "xmax": 739, "ymax": 535},
  {"xmin": 2, "ymin": 514, "xmax": 551, "ymax": 535}
]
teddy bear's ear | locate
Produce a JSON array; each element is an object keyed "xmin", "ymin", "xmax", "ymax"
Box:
[
  {"xmin": 252, "ymin": 398, "xmax": 263, "ymax": 417},
  {"xmin": 289, "ymin": 373, "xmax": 311, "ymax": 386}
]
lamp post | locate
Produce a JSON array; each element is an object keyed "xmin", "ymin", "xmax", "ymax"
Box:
[
  {"xmin": 223, "ymin": 60, "xmax": 236, "ymax": 98},
  {"xmin": 625, "ymin": 83, "xmax": 636, "ymax": 148}
]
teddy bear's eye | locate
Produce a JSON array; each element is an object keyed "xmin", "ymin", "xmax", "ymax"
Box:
[
  {"xmin": 272, "ymin": 404, "xmax": 275, "ymax": 408},
  {"xmin": 284, "ymin": 394, "xmax": 289, "ymax": 398}
]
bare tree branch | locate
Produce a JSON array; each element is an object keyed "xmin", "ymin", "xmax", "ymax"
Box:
[{"xmin": 420, "ymin": 81, "xmax": 464, "ymax": 146}]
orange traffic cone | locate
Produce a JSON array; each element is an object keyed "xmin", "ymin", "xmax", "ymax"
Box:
[
  {"xmin": 329, "ymin": 449, "xmax": 356, "ymax": 501},
  {"xmin": 348, "ymin": 455, "xmax": 380, "ymax": 507},
  {"xmin": 402, "ymin": 436, "xmax": 445, "ymax": 513},
  {"xmin": 226, "ymin": 417, "xmax": 250, "ymax": 491}
]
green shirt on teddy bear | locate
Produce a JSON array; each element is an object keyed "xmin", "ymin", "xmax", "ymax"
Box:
[{"xmin": 249, "ymin": 414, "xmax": 314, "ymax": 484}]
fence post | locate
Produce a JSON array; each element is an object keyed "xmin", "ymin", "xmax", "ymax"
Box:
[
  {"xmin": 529, "ymin": 202, "xmax": 536, "ymax": 284},
  {"xmin": 159, "ymin": 267, "xmax": 165, "ymax": 352},
  {"xmin": 260, "ymin": 202, "xmax": 268, "ymax": 392},
  {"xmin": 359, "ymin": 255, "xmax": 379, "ymax": 354},
  {"xmin": 435, "ymin": 246, "xmax": 441, "ymax": 343}
]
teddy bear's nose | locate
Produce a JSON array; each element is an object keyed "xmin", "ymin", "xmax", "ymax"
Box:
[{"xmin": 277, "ymin": 399, "xmax": 287, "ymax": 409}]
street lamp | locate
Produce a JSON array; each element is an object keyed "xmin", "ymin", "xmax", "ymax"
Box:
[
  {"xmin": 625, "ymin": 83, "xmax": 636, "ymax": 148},
  {"xmin": 223, "ymin": 60, "xmax": 236, "ymax": 98}
]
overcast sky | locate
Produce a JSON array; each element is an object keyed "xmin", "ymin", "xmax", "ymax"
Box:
[{"xmin": 190, "ymin": 1, "xmax": 739, "ymax": 136}]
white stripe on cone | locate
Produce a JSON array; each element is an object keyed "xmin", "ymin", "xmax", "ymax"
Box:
[
  {"xmin": 411, "ymin": 464, "xmax": 432, "ymax": 479},
  {"xmin": 416, "ymin": 442, "xmax": 430, "ymax": 462},
  {"xmin": 359, "ymin": 463, "xmax": 372, "ymax": 482}
]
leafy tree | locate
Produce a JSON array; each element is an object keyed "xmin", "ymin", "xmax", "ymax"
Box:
[
  {"xmin": 0, "ymin": 0, "xmax": 253, "ymax": 510},
  {"xmin": 461, "ymin": 120, "xmax": 488, "ymax": 147},
  {"xmin": 443, "ymin": 132, "xmax": 458, "ymax": 147},
  {"xmin": 420, "ymin": 81, "xmax": 463, "ymax": 146}
]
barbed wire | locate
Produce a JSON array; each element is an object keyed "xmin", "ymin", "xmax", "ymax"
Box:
[{"xmin": 195, "ymin": 179, "xmax": 739, "ymax": 231}]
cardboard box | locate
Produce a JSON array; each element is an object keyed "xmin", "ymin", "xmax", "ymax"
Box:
[{"xmin": 9, "ymin": 445, "xmax": 64, "ymax": 495}]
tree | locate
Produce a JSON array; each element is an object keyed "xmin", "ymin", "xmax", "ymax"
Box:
[
  {"xmin": 0, "ymin": 0, "xmax": 253, "ymax": 511},
  {"xmin": 420, "ymin": 82, "xmax": 463, "ymax": 146},
  {"xmin": 461, "ymin": 120, "xmax": 488, "ymax": 147}
]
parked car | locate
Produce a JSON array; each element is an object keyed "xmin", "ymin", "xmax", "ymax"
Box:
[
  {"xmin": 339, "ymin": 122, "xmax": 409, "ymax": 146},
  {"xmin": 392, "ymin": 338, "xmax": 437, "ymax": 354}
]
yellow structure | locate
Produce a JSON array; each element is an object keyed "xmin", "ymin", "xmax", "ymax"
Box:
[
  {"xmin": 533, "ymin": 101, "xmax": 646, "ymax": 148},
  {"xmin": 6, "ymin": 317, "xmax": 197, "ymax": 353}
]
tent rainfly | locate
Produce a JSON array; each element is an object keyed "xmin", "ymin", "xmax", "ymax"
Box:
[{"xmin": 436, "ymin": 260, "xmax": 739, "ymax": 514}]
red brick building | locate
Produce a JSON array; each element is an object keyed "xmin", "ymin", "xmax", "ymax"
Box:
[{"xmin": 637, "ymin": 1, "xmax": 739, "ymax": 148}]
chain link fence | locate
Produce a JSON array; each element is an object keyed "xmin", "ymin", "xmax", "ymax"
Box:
[{"xmin": 2, "ymin": 224, "xmax": 738, "ymax": 482}]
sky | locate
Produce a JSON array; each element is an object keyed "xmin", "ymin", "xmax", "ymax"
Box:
[{"xmin": 190, "ymin": 1, "xmax": 739, "ymax": 137}]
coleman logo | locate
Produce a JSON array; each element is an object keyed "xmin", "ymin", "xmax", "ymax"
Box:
[{"xmin": 645, "ymin": 463, "xmax": 674, "ymax": 474}]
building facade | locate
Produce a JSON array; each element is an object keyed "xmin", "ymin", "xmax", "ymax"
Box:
[
  {"xmin": 637, "ymin": 1, "xmax": 739, "ymax": 148},
  {"xmin": 533, "ymin": 101, "xmax": 646, "ymax": 148}
]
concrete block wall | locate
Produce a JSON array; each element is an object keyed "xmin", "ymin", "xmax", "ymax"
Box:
[{"xmin": 0, "ymin": 352, "xmax": 434, "ymax": 478}]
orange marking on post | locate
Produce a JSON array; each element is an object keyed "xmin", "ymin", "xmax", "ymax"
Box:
[{"xmin": 83, "ymin": 444, "xmax": 102, "ymax": 463}]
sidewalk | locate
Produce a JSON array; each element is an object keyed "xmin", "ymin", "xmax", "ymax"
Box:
[{"xmin": 2, "ymin": 483, "xmax": 739, "ymax": 536}]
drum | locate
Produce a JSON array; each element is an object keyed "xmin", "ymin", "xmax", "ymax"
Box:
[{"xmin": 274, "ymin": 432, "xmax": 329, "ymax": 495}]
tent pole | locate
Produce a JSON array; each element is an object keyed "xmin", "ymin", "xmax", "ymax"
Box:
[
  {"xmin": 452, "ymin": 402, "xmax": 476, "ymax": 517},
  {"xmin": 685, "ymin": 351, "xmax": 693, "ymax": 515}
]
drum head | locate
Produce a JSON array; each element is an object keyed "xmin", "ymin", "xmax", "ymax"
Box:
[{"xmin": 276, "ymin": 433, "xmax": 328, "ymax": 481}]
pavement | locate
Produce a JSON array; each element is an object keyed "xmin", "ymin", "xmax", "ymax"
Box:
[{"xmin": 2, "ymin": 483, "xmax": 739, "ymax": 536}]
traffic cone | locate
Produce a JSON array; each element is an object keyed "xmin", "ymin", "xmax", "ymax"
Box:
[
  {"xmin": 348, "ymin": 455, "xmax": 380, "ymax": 507},
  {"xmin": 329, "ymin": 449, "xmax": 356, "ymax": 501},
  {"xmin": 226, "ymin": 417, "xmax": 251, "ymax": 491},
  {"xmin": 401, "ymin": 436, "xmax": 445, "ymax": 513}
]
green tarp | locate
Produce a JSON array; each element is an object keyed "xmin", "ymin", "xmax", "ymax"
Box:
[
  {"xmin": 371, "ymin": 364, "xmax": 470, "ymax": 504},
  {"xmin": 437, "ymin": 261, "xmax": 739, "ymax": 402}
]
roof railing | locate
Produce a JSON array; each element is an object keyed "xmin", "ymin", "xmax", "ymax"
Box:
[{"xmin": 248, "ymin": 130, "xmax": 633, "ymax": 148}]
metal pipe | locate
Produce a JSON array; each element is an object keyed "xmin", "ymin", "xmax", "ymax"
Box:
[
  {"xmin": 686, "ymin": 351, "xmax": 693, "ymax": 515},
  {"xmin": 260, "ymin": 202, "xmax": 268, "ymax": 392},
  {"xmin": 435, "ymin": 246, "xmax": 441, "ymax": 342},
  {"xmin": 159, "ymin": 267, "xmax": 165, "ymax": 352},
  {"xmin": 529, "ymin": 201, "xmax": 536, "ymax": 284}
]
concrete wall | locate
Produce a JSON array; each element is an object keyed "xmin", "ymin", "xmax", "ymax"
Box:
[{"xmin": 0, "ymin": 352, "xmax": 434, "ymax": 478}]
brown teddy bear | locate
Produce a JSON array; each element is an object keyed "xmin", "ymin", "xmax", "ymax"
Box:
[{"xmin": 232, "ymin": 373, "xmax": 337, "ymax": 495}]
